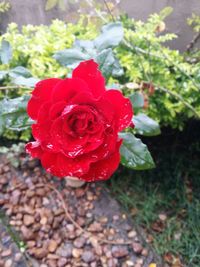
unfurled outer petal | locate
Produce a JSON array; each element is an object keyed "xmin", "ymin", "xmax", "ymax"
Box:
[
  {"xmin": 72, "ymin": 59, "xmax": 105, "ymax": 98},
  {"xmin": 27, "ymin": 78, "xmax": 61, "ymax": 120},
  {"xmin": 25, "ymin": 141, "xmax": 43, "ymax": 158},
  {"xmin": 103, "ymin": 90, "xmax": 133, "ymax": 131}
]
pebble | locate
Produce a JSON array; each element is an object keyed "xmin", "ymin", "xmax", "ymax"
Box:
[
  {"xmin": 82, "ymin": 250, "xmax": 95, "ymax": 263},
  {"xmin": 1, "ymin": 248, "xmax": 12, "ymax": 257},
  {"xmin": 57, "ymin": 257, "xmax": 68, "ymax": 267},
  {"xmin": 112, "ymin": 246, "xmax": 129, "ymax": 258},
  {"xmin": 23, "ymin": 214, "xmax": 35, "ymax": 226},
  {"xmin": 132, "ymin": 242, "xmax": 143, "ymax": 254},
  {"xmin": 14, "ymin": 252, "xmax": 22, "ymax": 262},
  {"xmin": 5, "ymin": 259, "xmax": 12, "ymax": 267},
  {"xmin": 74, "ymin": 237, "xmax": 86, "ymax": 248},
  {"xmin": 48, "ymin": 240, "xmax": 58, "ymax": 253}
]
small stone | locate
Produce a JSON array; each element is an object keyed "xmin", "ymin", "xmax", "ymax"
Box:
[
  {"xmin": 141, "ymin": 248, "xmax": 148, "ymax": 256},
  {"xmin": 112, "ymin": 246, "xmax": 129, "ymax": 258},
  {"xmin": 107, "ymin": 258, "xmax": 118, "ymax": 267},
  {"xmin": 88, "ymin": 222, "xmax": 102, "ymax": 232},
  {"xmin": 21, "ymin": 225, "xmax": 35, "ymax": 240},
  {"xmin": 128, "ymin": 230, "xmax": 137, "ymax": 238},
  {"xmin": 14, "ymin": 253, "xmax": 22, "ymax": 262},
  {"xmin": 32, "ymin": 247, "xmax": 48, "ymax": 259},
  {"xmin": 159, "ymin": 213, "xmax": 167, "ymax": 221},
  {"xmin": 132, "ymin": 242, "xmax": 143, "ymax": 254},
  {"xmin": 40, "ymin": 216, "xmax": 48, "ymax": 225},
  {"xmin": 10, "ymin": 189, "xmax": 21, "ymax": 205},
  {"xmin": 56, "ymin": 244, "xmax": 72, "ymax": 258},
  {"xmin": 72, "ymin": 248, "xmax": 82, "ymax": 258},
  {"xmin": 27, "ymin": 240, "xmax": 36, "ymax": 249},
  {"xmin": 23, "ymin": 214, "xmax": 35, "ymax": 226},
  {"xmin": 2, "ymin": 249, "xmax": 12, "ymax": 257},
  {"xmin": 74, "ymin": 237, "xmax": 86, "ymax": 248},
  {"xmin": 5, "ymin": 259, "xmax": 12, "ymax": 267},
  {"xmin": 48, "ymin": 240, "xmax": 58, "ymax": 253},
  {"xmin": 0, "ymin": 260, "xmax": 5, "ymax": 267},
  {"xmin": 126, "ymin": 260, "xmax": 134, "ymax": 266},
  {"xmin": 98, "ymin": 216, "xmax": 108, "ymax": 224},
  {"xmin": 82, "ymin": 250, "xmax": 95, "ymax": 263},
  {"xmin": 75, "ymin": 188, "xmax": 85, "ymax": 198},
  {"xmin": 57, "ymin": 258, "xmax": 67, "ymax": 267}
]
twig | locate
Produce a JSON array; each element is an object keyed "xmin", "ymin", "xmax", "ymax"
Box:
[
  {"xmin": 155, "ymin": 85, "xmax": 200, "ymax": 118},
  {"xmin": 47, "ymin": 183, "xmax": 132, "ymax": 245},
  {"xmin": 186, "ymin": 32, "xmax": 200, "ymax": 52},
  {"xmin": 103, "ymin": 0, "xmax": 115, "ymax": 22},
  {"xmin": 0, "ymin": 85, "xmax": 32, "ymax": 91}
]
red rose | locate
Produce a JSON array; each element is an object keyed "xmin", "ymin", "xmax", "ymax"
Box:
[{"xmin": 26, "ymin": 60, "xmax": 133, "ymax": 181}]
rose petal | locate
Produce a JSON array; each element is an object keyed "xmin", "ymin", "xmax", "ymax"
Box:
[
  {"xmin": 72, "ymin": 59, "xmax": 105, "ymax": 98},
  {"xmin": 52, "ymin": 78, "xmax": 89, "ymax": 103},
  {"xmin": 103, "ymin": 90, "xmax": 133, "ymax": 131},
  {"xmin": 27, "ymin": 78, "xmax": 61, "ymax": 120},
  {"xmin": 25, "ymin": 141, "xmax": 43, "ymax": 158},
  {"xmin": 81, "ymin": 141, "xmax": 122, "ymax": 182}
]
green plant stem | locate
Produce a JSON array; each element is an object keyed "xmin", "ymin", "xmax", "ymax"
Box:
[
  {"xmin": 0, "ymin": 85, "xmax": 32, "ymax": 91},
  {"xmin": 155, "ymin": 86, "xmax": 200, "ymax": 118}
]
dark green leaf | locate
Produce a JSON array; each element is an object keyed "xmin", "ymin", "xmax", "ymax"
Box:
[
  {"xmin": 45, "ymin": 0, "xmax": 58, "ymax": 10},
  {"xmin": 0, "ymin": 40, "xmax": 12, "ymax": 64},
  {"xmin": 119, "ymin": 132, "xmax": 155, "ymax": 170},
  {"xmin": 10, "ymin": 66, "xmax": 32, "ymax": 78},
  {"xmin": 12, "ymin": 76, "xmax": 40, "ymax": 87},
  {"xmin": 133, "ymin": 113, "xmax": 161, "ymax": 136},
  {"xmin": 96, "ymin": 48, "xmax": 123, "ymax": 79},
  {"xmin": 53, "ymin": 48, "xmax": 88, "ymax": 67},
  {"xmin": 96, "ymin": 48, "xmax": 115, "ymax": 79},
  {"xmin": 0, "ymin": 70, "xmax": 8, "ymax": 80},
  {"xmin": 94, "ymin": 22, "xmax": 124, "ymax": 51},
  {"xmin": 129, "ymin": 92, "xmax": 144, "ymax": 109},
  {"xmin": 0, "ymin": 95, "xmax": 32, "ymax": 134}
]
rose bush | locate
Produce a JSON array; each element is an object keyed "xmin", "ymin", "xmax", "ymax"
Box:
[{"xmin": 26, "ymin": 60, "xmax": 133, "ymax": 181}]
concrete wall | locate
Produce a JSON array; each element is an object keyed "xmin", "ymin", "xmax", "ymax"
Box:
[{"xmin": 0, "ymin": 0, "xmax": 200, "ymax": 51}]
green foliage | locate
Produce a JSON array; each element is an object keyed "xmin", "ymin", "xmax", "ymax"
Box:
[
  {"xmin": 0, "ymin": 40, "xmax": 12, "ymax": 64},
  {"xmin": 132, "ymin": 113, "xmax": 161, "ymax": 136},
  {"xmin": 117, "ymin": 11, "xmax": 200, "ymax": 129},
  {"xmin": 54, "ymin": 21, "xmax": 124, "ymax": 80},
  {"xmin": 0, "ymin": 18, "xmax": 98, "ymax": 78},
  {"xmin": 188, "ymin": 14, "xmax": 200, "ymax": 33},
  {"xmin": 0, "ymin": 1, "xmax": 10, "ymax": 13},
  {"xmin": 119, "ymin": 132, "xmax": 155, "ymax": 170},
  {"xmin": 0, "ymin": 95, "xmax": 32, "ymax": 135},
  {"xmin": 45, "ymin": 0, "xmax": 66, "ymax": 11}
]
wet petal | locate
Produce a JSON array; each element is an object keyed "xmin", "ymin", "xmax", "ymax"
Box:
[
  {"xmin": 81, "ymin": 141, "xmax": 122, "ymax": 182},
  {"xmin": 52, "ymin": 78, "xmax": 89, "ymax": 103},
  {"xmin": 25, "ymin": 141, "xmax": 43, "ymax": 158},
  {"xmin": 72, "ymin": 59, "xmax": 105, "ymax": 98},
  {"xmin": 27, "ymin": 78, "xmax": 61, "ymax": 120},
  {"xmin": 103, "ymin": 90, "xmax": 133, "ymax": 131}
]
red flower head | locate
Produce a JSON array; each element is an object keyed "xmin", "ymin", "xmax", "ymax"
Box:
[{"xmin": 26, "ymin": 60, "xmax": 133, "ymax": 182}]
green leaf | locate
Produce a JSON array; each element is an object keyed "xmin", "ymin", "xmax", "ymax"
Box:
[
  {"xmin": 133, "ymin": 113, "xmax": 161, "ymax": 136},
  {"xmin": 119, "ymin": 132, "xmax": 155, "ymax": 170},
  {"xmin": 0, "ymin": 95, "xmax": 32, "ymax": 134},
  {"xmin": 0, "ymin": 40, "xmax": 12, "ymax": 64},
  {"xmin": 10, "ymin": 66, "xmax": 32, "ymax": 78},
  {"xmin": 94, "ymin": 22, "xmax": 124, "ymax": 51},
  {"xmin": 129, "ymin": 92, "xmax": 144, "ymax": 109},
  {"xmin": 45, "ymin": 0, "xmax": 58, "ymax": 10},
  {"xmin": 96, "ymin": 48, "xmax": 115, "ymax": 79},
  {"xmin": 96, "ymin": 48, "xmax": 123, "ymax": 80},
  {"xmin": 53, "ymin": 48, "xmax": 88, "ymax": 68},
  {"xmin": 0, "ymin": 70, "xmax": 8, "ymax": 80},
  {"xmin": 12, "ymin": 76, "xmax": 40, "ymax": 87}
]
